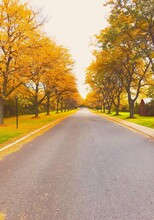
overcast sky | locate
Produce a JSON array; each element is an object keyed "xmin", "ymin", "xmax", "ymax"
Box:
[{"xmin": 27, "ymin": 0, "xmax": 110, "ymax": 98}]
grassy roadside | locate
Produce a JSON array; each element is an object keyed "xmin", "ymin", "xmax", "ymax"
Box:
[
  {"xmin": 0, "ymin": 110, "xmax": 78, "ymax": 149},
  {"xmin": 92, "ymin": 110, "xmax": 154, "ymax": 129}
]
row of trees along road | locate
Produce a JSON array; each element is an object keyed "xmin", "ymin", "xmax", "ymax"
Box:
[
  {"xmin": 0, "ymin": 0, "xmax": 82, "ymax": 124},
  {"xmin": 86, "ymin": 0, "xmax": 154, "ymax": 118}
]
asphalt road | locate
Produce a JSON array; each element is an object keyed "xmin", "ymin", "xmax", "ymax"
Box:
[{"xmin": 0, "ymin": 109, "xmax": 154, "ymax": 220}]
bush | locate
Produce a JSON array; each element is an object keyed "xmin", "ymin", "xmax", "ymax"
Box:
[
  {"xmin": 134, "ymin": 102, "xmax": 139, "ymax": 114},
  {"xmin": 121, "ymin": 104, "xmax": 129, "ymax": 112},
  {"xmin": 146, "ymin": 100, "xmax": 154, "ymax": 116}
]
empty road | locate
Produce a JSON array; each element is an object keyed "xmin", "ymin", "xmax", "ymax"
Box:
[{"xmin": 0, "ymin": 109, "xmax": 154, "ymax": 220}]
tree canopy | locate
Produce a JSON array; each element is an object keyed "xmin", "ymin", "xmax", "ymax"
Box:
[
  {"xmin": 0, "ymin": 0, "xmax": 80, "ymax": 123},
  {"xmin": 86, "ymin": 0, "xmax": 154, "ymax": 117}
]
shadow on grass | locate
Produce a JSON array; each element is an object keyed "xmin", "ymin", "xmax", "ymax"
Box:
[
  {"xmin": 126, "ymin": 116, "xmax": 137, "ymax": 119},
  {"xmin": 31, "ymin": 116, "xmax": 41, "ymax": 119}
]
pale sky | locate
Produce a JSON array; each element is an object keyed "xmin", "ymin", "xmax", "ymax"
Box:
[{"xmin": 27, "ymin": 0, "xmax": 110, "ymax": 98}]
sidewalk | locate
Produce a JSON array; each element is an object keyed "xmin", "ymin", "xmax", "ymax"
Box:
[{"xmin": 99, "ymin": 114, "xmax": 154, "ymax": 139}]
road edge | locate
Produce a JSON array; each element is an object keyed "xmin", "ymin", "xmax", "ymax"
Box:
[
  {"xmin": 0, "ymin": 112, "xmax": 75, "ymax": 154},
  {"xmin": 92, "ymin": 111, "xmax": 154, "ymax": 140}
]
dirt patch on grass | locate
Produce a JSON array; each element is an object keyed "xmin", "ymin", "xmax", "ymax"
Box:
[
  {"xmin": 0, "ymin": 124, "xmax": 9, "ymax": 127},
  {"xmin": 31, "ymin": 116, "xmax": 41, "ymax": 119}
]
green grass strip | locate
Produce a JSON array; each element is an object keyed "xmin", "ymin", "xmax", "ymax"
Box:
[
  {"xmin": 93, "ymin": 110, "xmax": 154, "ymax": 129},
  {"xmin": 0, "ymin": 110, "xmax": 77, "ymax": 147}
]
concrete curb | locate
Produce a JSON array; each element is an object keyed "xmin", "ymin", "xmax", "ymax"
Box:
[{"xmin": 95, "ymin": 113, "xmax": 154, "ymax": 139}]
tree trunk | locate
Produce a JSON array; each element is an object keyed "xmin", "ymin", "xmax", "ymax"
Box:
[
  {"xmin": 129, "ymin": 99, "xmax": 135, "ymax": 118},
  {"xmin": 34, "ymin": 84, "xmax": 39, "ymax": 117},
  {"xmin": 60, "ymin": 98, "xmax": 63, "ymax": 113},
  {"xmin": 115, "ymin": 95, "xmax": 120, "ymax": 115},
  {"xmin": 0, "ymin": 96, "xmax": 4, "ymax": 124},
  {"xmin": 56, "ymin": 98, "xmax": 59, "ymax": 114},
  {"xmin": 46, "ymin": 94, "xmax": 50, "ymax": 115},
  {"xmin": 35, "ymin": 103, "xmax": 39, "ymax": 117},
  {"xmin": 103, "ymin": 104, "xmax": 105, "ymax": 113},
  {"xmin": 115, "ymin": 105, "xmax": 119, "ymax": 116},
  {"xmin": 107, "ymin": 101, "xmax": 112, "ymax": 114},
  {"xmin": 107, "ymin": 105, "xmax": 111, "ymax": 114},
  {"xmin": 100, "ymin": 102, "xmax": 103, "ymax": 112}
]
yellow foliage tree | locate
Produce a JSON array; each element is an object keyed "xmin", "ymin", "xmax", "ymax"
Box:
[{"xmin": 0, "ymin": 0, "xmax": 44, "ymax": 123}]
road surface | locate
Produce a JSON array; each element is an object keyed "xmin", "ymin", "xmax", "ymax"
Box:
[{"xmin": 0, "ymin": 109, "xmax": 154, "ymax": 220}]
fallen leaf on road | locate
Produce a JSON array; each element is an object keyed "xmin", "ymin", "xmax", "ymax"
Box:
[{"xmin": 0, "ymin": 213, "xmax": 6, "ymax": 220}]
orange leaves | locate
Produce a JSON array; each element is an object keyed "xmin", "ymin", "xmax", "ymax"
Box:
[
  {"xmin": 0, "ymin": 0, "xmax": 44, "ymax": 96},
  {"xmin": 0, "ymin": 0, "xmax": 79, "ymax": 121},
  {"xmin": 86, "ymin": 0, "xmax": 153, "ymax": 117}
]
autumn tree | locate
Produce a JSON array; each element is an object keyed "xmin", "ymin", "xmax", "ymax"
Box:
[
  {"xmin": 85, "ymin": 90, "xmax": 102, "ymax": 109},
  {"xmin": 22, "ymin": 36, "xmax": 61, "ymax": 117},
  {"xmin": 0, "ymin": 0, "xmax": 44, "ymax": 123},
  {"xmin": 17, "ymin": 33, "xmax": 77, "ymax": 117},
  {"xmin": 48, "ymin": 47, "xmax": 75, "ymax": 114},
  {"xmin": 54, "ymin": 72, "xmax": 78, "ymax": 113},
  {"xmin": 87, "ymin": 0, "xmax": 153, "ymax": 118},
  {"xmin": 86, "ymin": 49, "xmax": 124, "ymax": 114},
  {"xmin": 105, "ymin": 0, "xmax": 154, "ymax": 71}
]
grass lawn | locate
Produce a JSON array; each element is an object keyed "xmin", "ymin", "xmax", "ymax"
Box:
[
  {"xmin": 0, "ymin": 110, "xmax": 77, "ymax": 148},
  {"xmin": 93, "ymin": 110, "xmax": 154, "ymax": 129}
]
